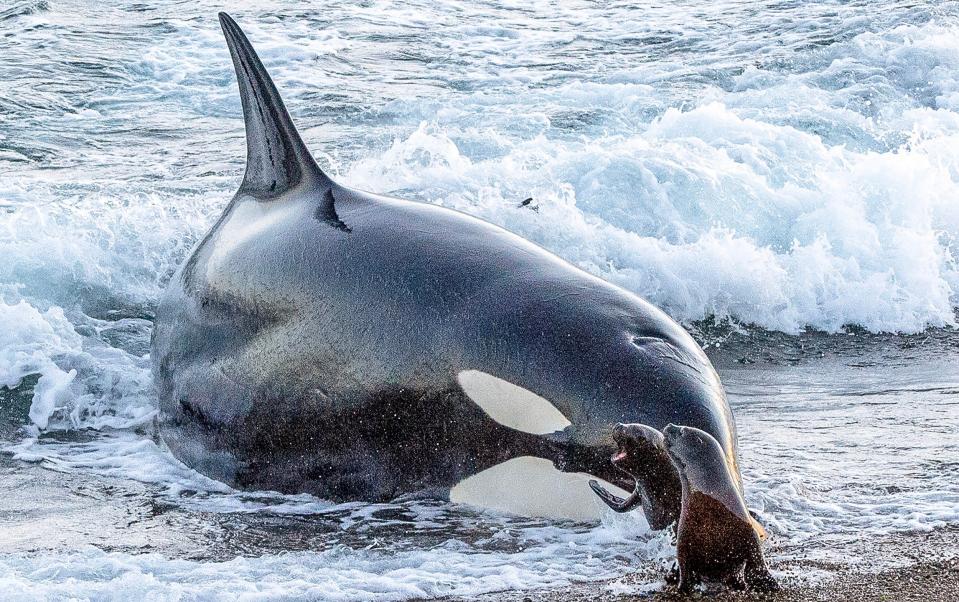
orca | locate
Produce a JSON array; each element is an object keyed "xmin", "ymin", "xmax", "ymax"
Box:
[{"xmin": 152, "ymin": 13, "xmax": 744, "ymax": 527}]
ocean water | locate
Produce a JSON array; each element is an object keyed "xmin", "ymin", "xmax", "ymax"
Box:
[{"xmin": 1, "ymin": 0, "xmax": 958, "ymax": 599}]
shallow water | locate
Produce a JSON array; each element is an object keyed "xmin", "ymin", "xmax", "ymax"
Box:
[{"xmin": 1, "ymin": 1, "xmax": 958, "ymax": 599}]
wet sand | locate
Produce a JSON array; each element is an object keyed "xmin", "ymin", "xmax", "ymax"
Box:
[{"xmin": 441, "ymin": 527, "xmax": 959, "ymax": 601}]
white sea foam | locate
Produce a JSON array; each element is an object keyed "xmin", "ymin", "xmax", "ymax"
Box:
[
  {"xmin": 0, "ymin": 539, "xmax": 650, "ymax": 602},
  {"xmin": 349, "ymin": 82, "xmax": 959, "ymax": 334},
  {"xmin": 1, "ymin": 1, "xmax": 959, "ymax": 599},
  {"xmin": 3, "ymin": 7, "xmax": 958, "ymax": 334},
  {"xmin": 4, "ymin": 435, "xmax": 673, "ymax": 601}
]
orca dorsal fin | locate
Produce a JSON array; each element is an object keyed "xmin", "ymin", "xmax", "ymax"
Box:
[{"xmin": 219, "ymin": 13, "xmax": 330, "ymax": 199}]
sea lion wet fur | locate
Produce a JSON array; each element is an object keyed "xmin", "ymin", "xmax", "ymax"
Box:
[{"xmin": 663, "ymin": 423, "xmax": 778, "ymax": 592}]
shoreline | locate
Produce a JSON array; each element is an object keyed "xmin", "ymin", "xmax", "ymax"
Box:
[{"xmin": 439, "ymin": 527, "xmax": 959, "ymax": 601}]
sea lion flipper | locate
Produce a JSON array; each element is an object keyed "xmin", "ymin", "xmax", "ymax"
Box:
[
  {"xmin": 748, "ymin": 510, "xmax": 768, "ymax": 540},
  {"xmin": 744, "ymin": 544, "xmax": 780, "ymax": 591},
  {"xmin": 588, "ymin": 479, "xmax": 643, "ymax": 513},
  {"xmin": 219, "ymin": 12, "xmax": 332, "ymax": 199}
]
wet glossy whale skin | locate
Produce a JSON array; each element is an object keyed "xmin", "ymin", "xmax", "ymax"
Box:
[{"xmin": 151, "ymin": 14, "xmax": 739, "ymax": 521}]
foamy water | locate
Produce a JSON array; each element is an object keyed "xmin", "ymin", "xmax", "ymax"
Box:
[{"xmin": 1, "ymin": 1, "xmax": 958, "ymax": 599}]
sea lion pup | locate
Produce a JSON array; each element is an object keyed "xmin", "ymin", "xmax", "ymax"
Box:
[
  {"xmin": 662, "ymin": 423, "xmax": 778, "ymax": 592},
  {"xmin": 587, "ymin": 423, "xmax": 682, "ymax": 530},
  {"xmin": 590, "ymin": 423, "xmax": 777, "ymax": 592}
]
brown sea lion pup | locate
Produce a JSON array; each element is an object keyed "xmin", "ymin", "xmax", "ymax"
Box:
[
  {"xmin": 662, "ymin": 423, "xmax": 778, "ymax": 593},
  {"xmin": 587, "ymin": 423, "xmax": 682, "ymax": 530}
]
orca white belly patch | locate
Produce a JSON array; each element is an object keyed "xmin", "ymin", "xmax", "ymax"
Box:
[
  {"xmin": 457, "ymin": 369, "xmax": 571, "ymax": 435},
  {"xmin": 450, "ymin": 456, "xmax": 630, "ymax": 522}
]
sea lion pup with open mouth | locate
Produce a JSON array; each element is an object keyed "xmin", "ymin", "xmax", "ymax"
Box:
[
  {"xmin": 588, "ymin": 424, "xmax": 681, "ymax": 529},
  {"xmin": 591, "ymin": 423, "xmax": 777, "ymax": 592}
]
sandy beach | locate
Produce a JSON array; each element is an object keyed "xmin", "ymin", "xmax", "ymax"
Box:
[{"xmin": 441, "ymin": 527, "xmax": 959, "ymax": 601}]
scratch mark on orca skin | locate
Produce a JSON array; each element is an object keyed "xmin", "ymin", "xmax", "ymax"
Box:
[
  {"xmin": 630, "ymin": 335, "xmax": 711, "ymax": 385},
  {"xmin": 315, "ymin": 188, "xmax": 351, "ymax": 232}
]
